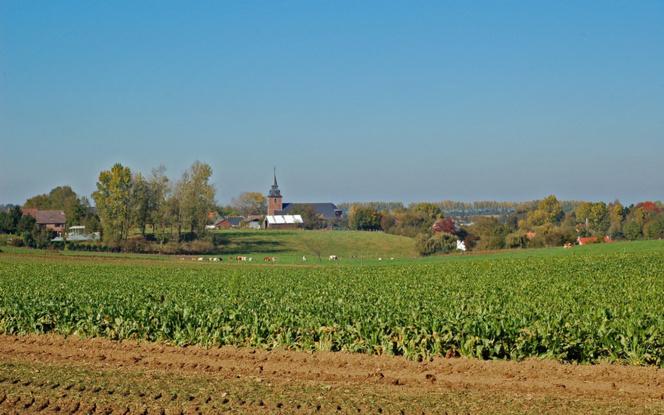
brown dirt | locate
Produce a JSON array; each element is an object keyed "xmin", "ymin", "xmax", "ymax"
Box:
[{"xmin": 1, "ymin": 334, "xmax": 663, "ymax": 414}]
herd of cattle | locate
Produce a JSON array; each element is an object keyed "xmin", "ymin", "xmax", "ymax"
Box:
[{"xmin": 183, "ymin": 254, "xmax": 343, "ymax": 262}]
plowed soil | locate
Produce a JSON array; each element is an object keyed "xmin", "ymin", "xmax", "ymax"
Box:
[{"xmin": 1, "ymin": 334, "xmax": 663, "ymax": 414}]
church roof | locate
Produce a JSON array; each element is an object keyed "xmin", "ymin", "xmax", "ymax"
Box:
[{"xmin": 276, "ymin": 203, "xmax": 341, "ymax": 220}]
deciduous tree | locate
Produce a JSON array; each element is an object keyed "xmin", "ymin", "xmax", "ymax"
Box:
[
  {"xmin": 92, "ymin": 163, "xmax": 134, "ymax": 242},
  {"xmin": 230, "ymin": 192, "xmax": 267, "ymax": 217},
  {"xmin": 527, "ymin": 195, "xmax": 564, "ymax": 226},
  {"xmin": 349, "ymin": 206, "xmax": 382, "ymax": 230}
]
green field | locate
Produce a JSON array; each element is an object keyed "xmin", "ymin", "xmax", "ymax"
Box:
[
  {"xmin": 4, "ymin": 229, "xmax": 663, "ymax": 267},
  {"xmin": 2, "ymin": 240, "xmax": 664, "ymax": 366}
]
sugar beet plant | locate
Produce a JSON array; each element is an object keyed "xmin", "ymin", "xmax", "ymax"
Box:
[{"xmin": 1, "ymin": 252, "xmax": 664, "ymax": 366}]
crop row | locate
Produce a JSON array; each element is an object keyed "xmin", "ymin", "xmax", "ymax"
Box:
[{"xmin": 1, "ymin": 252, "xmax": 664, "ymax": 366}]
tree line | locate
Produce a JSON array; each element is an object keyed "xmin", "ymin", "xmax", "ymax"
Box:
[
  {"xmin": 344, "ymin": 197, "xmax": 664, "ymax": 255},
  {"xmin": 91, "ymin": 161, "xmax": 215, "ymax": 244}
]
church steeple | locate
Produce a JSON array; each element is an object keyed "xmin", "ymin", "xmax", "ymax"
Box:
[
  {"xmin": 268, "ymin": 167, "xmax": 281, "ymax": 197},
  {"xmin": 267, "ymin": 167, "xmax": 282, "ymax": 215}
]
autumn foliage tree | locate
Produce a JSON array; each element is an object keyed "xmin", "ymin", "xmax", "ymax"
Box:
[
  {"xmin": 92, "ymin": 163, "xmax": 133, "ymax": 242},
  {"xmin": 349, "ymin": 206, "xmax": 382, "ymax": 230},
  {"xmin": 230, "ymin": 192, "xmax": 267, "ymax": 217}
]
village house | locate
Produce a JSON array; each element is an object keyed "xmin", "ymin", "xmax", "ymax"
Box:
[{"xmin": 22, "ymin": 209, "xmax": 66, "ymax": 236}]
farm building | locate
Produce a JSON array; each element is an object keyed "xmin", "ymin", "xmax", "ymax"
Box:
[
  {"xmin": 214, "ymin": 216, "xmax": 245, "ymax": 229},
  {"xmin": 21, "ymin": 209, "xmax": 66, "ymax": 236},
  {"xmin": 263, "ymin": 214, "xmax": 304, "ymax": 229}
]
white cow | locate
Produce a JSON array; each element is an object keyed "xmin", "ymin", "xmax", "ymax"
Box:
[{"xmin": 329, "ymin": 255, "xmax": 338, "ymax": 261}]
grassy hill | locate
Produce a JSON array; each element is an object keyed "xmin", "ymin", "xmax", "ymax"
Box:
[{"xmin": 212, "ymin": 229, "xmax": 417, "ymax": 260}]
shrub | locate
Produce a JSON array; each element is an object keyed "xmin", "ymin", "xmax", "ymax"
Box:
[
  {"xmin": 505, "ymin": 230, "xmax": 528, "ymax": 248},
  {"xmin": 416, "ymin": 232, "xmax": 457, "ymax": 256},
  {"xmin": 10, "ymin": 237, "xmax": 24, "ymax": 247}
]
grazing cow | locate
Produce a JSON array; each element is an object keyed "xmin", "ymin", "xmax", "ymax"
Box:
[
  {"xmin": 264, "ymin": 257, "xmax": 272, "ymax": 261},
  {"xmin": 329, "ymin": 255, "xmax": 338, "ymax": 261},
  {"xmin": 197, "ymin": 257, "xmax": 204, "ymax": 261},
  {"xmin": 248, "ymin": 257, "xmax": 253, "ymax": 262},
  {"xmin": 235, "ymin": 256, "xmax": 247, "ymax": 261},
  {"xmin": 302, "ymin": 256, "xmax": 307, "ymax": 262}
]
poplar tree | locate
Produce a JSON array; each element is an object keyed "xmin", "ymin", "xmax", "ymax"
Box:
[{"xmin": 92, "ymin": 163, "xmax": 133, "ymax": 242}]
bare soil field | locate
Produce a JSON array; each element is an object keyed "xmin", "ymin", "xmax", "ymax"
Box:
[{"xmin": 1, "ymin": 334, "xmax": 663, "ymax": 414}]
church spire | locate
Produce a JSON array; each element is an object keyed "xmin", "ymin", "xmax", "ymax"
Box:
[{"xmin": 268, "ymin": 167, "xmax": 281, "ymax": 198}]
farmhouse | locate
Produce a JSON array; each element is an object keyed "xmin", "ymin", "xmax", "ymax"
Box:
[
  {"xmin": 22, "ymin": 209, "xmax": 66, "ymax": 236},
  {"xmin": 266, "ymin": 170, "xmax": 342, "ymax": 224},
  {"xmin": 214, "ymin": 216, "xmax": 244, "ymax": 229}
]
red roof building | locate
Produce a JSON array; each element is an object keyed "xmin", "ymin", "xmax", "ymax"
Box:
[{"xmin": 22, "ymin": 209, "xmax": 66, "ymax": 234}]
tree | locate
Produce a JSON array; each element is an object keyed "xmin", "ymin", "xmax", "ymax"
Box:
[
  {"xmin": 432, "ymin": 218, "xmax": 456, "ymax": 235},
  {"xmin": 469, "ymin": 217, "xmax": 510, "ymax": 251},
  {"xmin": 348, "ymin": 206, "xmax": 382, "ymax": 230},
  {"xmin": 65, "ymin": 196, "xmax": 89, "ymax": 226},
  {"xmin": 622, "ymin": 221, "xmax": 642, "ymax": 240},
  {"xmin": 32, "ymin": 227, "xmax": 54, "ymax": 249},
  {"xmin": 92, "ymin": 163, "xmax": 134, "ymax": 242},
  {"xmin": 130, "ymin": 173, "xmax": 150, "ymax": 236},
  {"xmin": 147, "ymin": 166, "xmax": 170, "ymax": 233},
  {"xmin": 25, "ymin": 186, "xmax": 79, "ymax": 211},
  {"xmin": 0, "ymin": 211, "xmax": 11, "ymax": 233},
  {"xmin": 610, "ymin": 201, "xmax": 626, "ymax": 230},
  {"xmin": 48, "ymin": 186, "xmax": 78, "ymax": 210},
  {"xmin": 416, "ymin": 231, "xmax": 457, "ymax": 256},
  {"xmin": 24, "ymin": 194, "xmax": 50, "ymax": 209},
  {"xmin": 527, "ymin": 195, "xmax": 564, "ymax": 226},
  {"xmin": 171, "ymin": 161, "xmax": 216, "ymax": 236},
  {"xmin": 16, "ymin": 214, "xmax": 36, "ymax": 234},
  {"xmin": 644, "ymin": 215, "xmax": 664, "ymax": 239},
  {"xmin": 230, "ymin": 192, "xmax": 267, "ymax": 217},
  {"xmin": 290, "ymin": 204, "xmax": 325, "ymax": 230},
  {"xmin": 410, "ymin": 202, "xmax": 442, "ymax": 220}
]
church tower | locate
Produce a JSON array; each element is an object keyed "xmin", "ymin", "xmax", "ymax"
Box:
[{"xmin": 267, "ymin": 168, "xmax": 282, "ymax": 216}]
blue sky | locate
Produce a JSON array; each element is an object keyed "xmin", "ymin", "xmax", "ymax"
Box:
[{"xmin": 1, "ymin": 1, "xmax": 662, "ymax": 207}]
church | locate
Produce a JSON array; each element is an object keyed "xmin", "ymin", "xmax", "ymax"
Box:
[{"xmin": 265, "ymin": 170, "xmax": 341, "ymax": 228}]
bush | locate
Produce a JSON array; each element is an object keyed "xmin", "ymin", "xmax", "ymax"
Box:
[
  {"xmin": 416, "ymin": 232, "xmax": 457, "ymax": 256},
  {"xmin": 10, "ymin": 237, "xmax": 24, "ymax": 247},
  {"xmin": 505, "ymin": 230, "xmax": 528, "ymax": 248},
  {"xmin": 22, "ymin": 231, "xmax": 34, "ymax": 248},
  {"xmin": 183, "ymin": 240, "xmax": 215, "ymax": 255},
  {"xmin": 528, "ymin": 234, "xmax": 545, "ymax": 248}
]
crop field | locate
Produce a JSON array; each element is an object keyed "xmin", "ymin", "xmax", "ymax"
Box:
[{"xmin": 2, "ymin": 248, "xmax": 664, "ymax": 367}]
